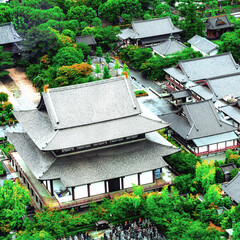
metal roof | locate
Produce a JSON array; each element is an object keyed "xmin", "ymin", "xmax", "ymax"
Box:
[
  {"xmin": 171, "ymin": 89, "xmax": 191, "ymax": 99},
  {"xmin": 193, "ymin": 132, "xmax": 238, "ymax": 147},
  {"xmin": 219, "ymin": 105, "xmax": 240, "ymax": 123},
  {"xmin": 206, "ymin": 15, "xmax": 234, "ymax": 30},
  {"xmin": 187, "ymin": 35, "xmax": 219, "ymax": 54}
]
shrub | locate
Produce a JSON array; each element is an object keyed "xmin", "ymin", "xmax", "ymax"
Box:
[
  {"xmin": 215, "ymin": 167, "xmax": 224, "ymax": 183},
  {"xmin": 230, "ymin": 168, "xmax": 239, "ymax": 180}
]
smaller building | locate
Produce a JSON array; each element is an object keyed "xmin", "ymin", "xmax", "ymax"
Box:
[
  {"xmin": 160, "ymin": 100, "xmax": 239, "ymax": 156},
  {"xmin": 205, "ymin": 15, "xmax": 234, "ymax": 39},
  {"xmin": 187, "ymin": 35, "xmax": 219, "ymax": 56},
  {"xmin": 221, "ymin": 172, "xmax": 240, "ymax": 205},
  {"xmin": 0, "ymin": 22, "xmax": 23, "ymax": 53},
  {"xmin": 118, "ymin": 17, "xmax": 182, "ymax": 46},
  {"xmin": 219, "ymin": 163, "xmax": 237, "ymax": 182},
  {"xmin": 152, "ymin": 35, "xmax": 187, "ymax": 57},
  {"xmin": 75, "ymin": 35, "xmax": 97, "ymax": 50}
]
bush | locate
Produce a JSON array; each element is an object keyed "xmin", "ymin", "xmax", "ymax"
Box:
[
  {"xmin": 230, "ymin": 168, "xmax": 239, "ymax": 180},
  {"xmin": 26, "ymin": 64, "xmax": 41, "ymax": 81},
  {"xmin": 215, "ymin": 167, "xmax": 224, "ymax": 183},
  {"xmin": 0, "ymin": 162, "xmax": 6, "ymax": 176}
]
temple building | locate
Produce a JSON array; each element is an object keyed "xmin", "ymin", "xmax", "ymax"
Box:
[
  {"xmin": 8, "ymin": 76, "xmax": 178, "ymax": 210},
  {"xmin": 164, "ymin": 53, "xmax": 240, "ymax": 93},
  {"xmin": 160, "ymin": 100, "xmax": 239, "ymax": 157},
  {"xmin": 205, "ymin": 15, "xmax": 234, "ymax": 40},
  {"xmin": 118, "ymin": 17, "xmax": 182, "ymax": 46},
  {"xmin": 0, "ymin": 22, "xmax": 23, "ymax": 53}
]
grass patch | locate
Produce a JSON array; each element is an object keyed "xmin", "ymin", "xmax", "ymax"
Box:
[
  {"xmin": 211, "ymin": 40, "xmax": 223, "ymax": 47},
  {"xmin": 134, "ymin": 90, "xmax": 148, "ymax": 97}
]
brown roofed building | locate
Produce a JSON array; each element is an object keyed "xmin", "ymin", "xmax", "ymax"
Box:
[{"xmin": 205, "ymin": 15, "xmax": 234, "ymax": 40}]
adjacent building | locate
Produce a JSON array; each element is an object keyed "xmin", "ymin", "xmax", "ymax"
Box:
[
  {"xmin": 221, "ymin": 172, "xmax": 240, "ymax": 205},
  {"xmin": 152, "ymin": 35, "xmax": 187, "ymax": 57},
  {"xmin": 8, "ymin": 76, "xmax": 179, "ymax": 210},
  {"xmin": 187, "ymin": 35, "xmax": 219, "ymax": 56},
  {"xmin": 0, "ymin": 22, "xmax": 23, "ymax": 53},
  {"xmin": 160, "ymin": 100, "xmax": 239, "ymax": 157},
  {"xmin": 205, "ymin": 15, "xmax": 234, "ymax": 39},
  {"xmin": 75, "ymin": 35, "xmax": 97, "ymax": 50},
  {"xmin": 164, "ymin": 52, "xmax": 240, "ymax": 93},
  {"xmin": 118, "ymin": 17, "xmax": 182, "ymax": 46}
]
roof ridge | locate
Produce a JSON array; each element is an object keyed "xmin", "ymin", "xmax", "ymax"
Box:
[
  {"xmin": 207, "ymin": 71, "xmax": 240, "ymax": 81},
  {"xmin": 208, "ymin": 100, "xmax": 222, "ymax": 127},
  {"xmin": 223, "ymin": 172, "xmax": 240, "ymax": 187},
  {"xmin": 163, "ymin": 39, "xmax": 172, "ymax": 55},
  {"xmin": 47, "ymin": 76, "xmax": 123, "ymax": 93},
  {"xmin": 179, "ymin": 52, "xmax": 233, "ymax": 65},
  {"xmin": 184, "ymin": 104, "xmax": 199, "ymax": 131},
  {"xmin": 132, "ymin": 16, "xmax": 171, "ymax": 24}
]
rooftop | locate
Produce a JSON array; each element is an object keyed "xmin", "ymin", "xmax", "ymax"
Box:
[
  {"xmin": 160, "ymin": 100, "xmax": 237, "ymax": 140},
  {"xmin": 222, "ymin": 172, "xmax": 240, "ymax": 204},
  {"xmin": 8, "ymin": 132, "xmax": 179, "ymax": 187},
  {"xmin": 0, "ymin": 22, "xmax": 23, "ymax": 45},
  {"xmin": 187, "ymin": 35, "xmax": 219, "ymax": 54},
  {"xmin": 164, "ymin": 52, "xmax": 240, "ymax": 83},
  {"xmin": 152, "ymin": 36, "xmax": 187, "ymax": 56},
  {"xmin": 75, "ymin": 35, "xmax": 96, "ymax": 45},
  {"xmin": 206, "ymin": 15, "xmax": 234, "ymax": 30}
]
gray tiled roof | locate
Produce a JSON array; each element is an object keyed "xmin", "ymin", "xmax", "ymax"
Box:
[
  {"xmin": 14, "ymin": 77, "xmax": 169, "ymax": 150},
  {"xmin": 222, "ymin": 173, "xmax": 240, "ymax": 204},
  {"xmin": 220, "ymin": 163, "xmax": 236, "ymax": 175},
  {"xmin": 8, "ymin": 132, "xmax": 179, "ymax": 187},
  {"xmin": 152, "ymin": 38, "xmax": 186, "ymax": 56},
  {"xmin": 187, "ymin": 35, "xmax": 218, "ymax": 54},
  {"xmin": 219, "ymin": 105, "xmax": 240, "ymax": 123},
  {"xmin": 164, "ymin": 53, "xmax": 240, "ymax": 83},
  {"xmin": 171, "ymin": 89, "xmax": 191, "ymax": 100},
  {"xmin": 131, "ymin": 17, "xmax": 182, "ymax": 39},
  {"xmin": 43, "ymin": 77, "xmax": 141, "ymax": 130},
  {"xmin": 118, "ymin": 28, "xmax": 135, "ymax": 40},
  {"xmin": 206, "ymin": 73, "xmax": 240, "ymax": 100},
  {"xmin": 190, "ymin": 85, "xmax": 215, "ymax": 101},
  {"xmin": 15, "ymin": 109, "xmax": 168, "ymax": 151},
  {"xmin": 0, "ymin": 22, "xmax": 23, "ymax": 45},
  {"xmin": 75, "ymin": 35, "xmax": 96, "ymax": 45},
  {"xmin": 160, "ymin": 100, "xmax": 237, "ymax": 140},
  {"xmin": 206, "ymin": 15, "xmax": 234, "ymax": 30}
]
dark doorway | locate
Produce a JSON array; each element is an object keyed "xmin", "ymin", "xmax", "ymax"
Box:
[{"xmin": 108, "ymin": 178, "xmax": 120, "ymax": 192}]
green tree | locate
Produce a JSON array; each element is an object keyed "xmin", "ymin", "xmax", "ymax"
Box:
[
  {"xmin": 0, "ymin": 46, "xmax": 13, "ymax": 77},
  {"xmin": 233, "ymin": 222, "xmax": 240, "ymax": 240},
  {"xmin": 0, "ymin": 92, "xmax": 8, "ymax": 104},
  {"xmin": 178, "ymin": 0, "xmax": 205, "ymax": 40},
  {"xmin": 215, "ymin": 167, "xmax": 224, "ymax": 183},
  {"xmin": 121, "ymin": 63, "xmax": 130, "ymax": 76},
  {"xmin": 204, "ymin": 184, "xmax": 221, "ymax": 207},
  {"xmin": 0, "ymin": 180, "xmax": 30, "ymax": 235},
  {"xmin": 87, "ymin": 55, "xmax": 92, "ymax": 65},
  {"xmin": 103, "ymin": 65, "xmax": 111, "ymax": 79},
  {"xmin": 231, "ymin": 168, "xmax": 239, "ymax": 180},
  {"xmin": 105, "ymin": 52, "xmax": 111, "ymax": 68},
  {"xmin": 155, "ymin": 3, "xmax": 171, "ymax": 16},
  {"xmin": 0, "ymin": 5, "xmax": 13, "ymax": 24},
  {"xmin": 92, "ymin": 17, "xmax": 102, "ymax": 27},
  {"xmin": 113, "ymin": 59, "xmax": 120, "ymax": 76},
  {"xmin": 219, "ymin": 30, "xmax": 240, "ymax": 63},
  {"xmin": 96, "ymin": 46, "xmax": 103, "ymax": 62},
  {"xmin": 52, "ymin": 47, "xmax": 84, "ymax": 67},
  {"xmin": 95, "ymin": 64, "xmax": 101, "ymax": 78},
  {"xmin": 76, "ymin": 43, "xmax": 91, "ymax": 57}
]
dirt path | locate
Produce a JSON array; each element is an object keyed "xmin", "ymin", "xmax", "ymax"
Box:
[{"xmin": 6, "ymin": 68, "xmax": 40, "ymax": 103}]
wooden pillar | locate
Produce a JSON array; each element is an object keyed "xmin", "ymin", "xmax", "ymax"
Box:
[
  {"xmin": 72, "ymin": 187, "xmax": 75, "ymax": 201},
  {"xmin": 153, "ymin": 170, "xmax": 155, "ymax": 182},
  {"xmin": 87, "ymin": 184, "xmax": 90, "ymax": 197},
  {"xmin": 138, "ymin": 173, "xmax": 141, "ymax": 185},
  {"xmin": 50, "ymin": 180, "xmax": 54, "ymax": 196},
  {"xmin": 121, "ymin": 177, "xmax": 124, "ymax": 190},
  {"xmin": 104, "ymin": 181, "xmax": 107, "ymax": 193}
]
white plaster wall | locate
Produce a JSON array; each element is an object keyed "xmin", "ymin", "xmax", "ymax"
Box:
[
  {"xmin": 54, "ymin": 192, "xmax": 72, "ymax": 203},
  {"xmin": 90, "ymin": 181, "xmax": 105, "ymax": 196},
  {"xmin": 75, "ymin": 185, "xmax": 88, "ymax": 199},
  {"xmin": 191, "ymin": 46, "xmax": 207, "ymax": 56},
  {"xmin": 53, "ymin": 179, "xmax": 66, "ymax": 193},
  {"xmin": 140, "ymin": 171, "xmax": 153, "ymax": 185},
  {"xmin": 124, "ymin": 174, "xmax": 138, "ymax": 188},
  {"xmin": 209, "ymin": 49, "xmax": 218, "ymax": 56},
  {"xmin": 199, "ymin": 146, "xmax": 208, "ymax": 153},
  {"xmin": 47, "ymin": 180, "xmax": 51, "ymax": 192},
  {"xmin": 226, "ymin": 140, "xmax": 233, "ymax": 147},
  {"xmin": 218, "ymin": 142, "xmax": 225, "ymax": 149},
  {"xmin": 209, "ymin": 144, "xmax": 217, "ymax": 151}
]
